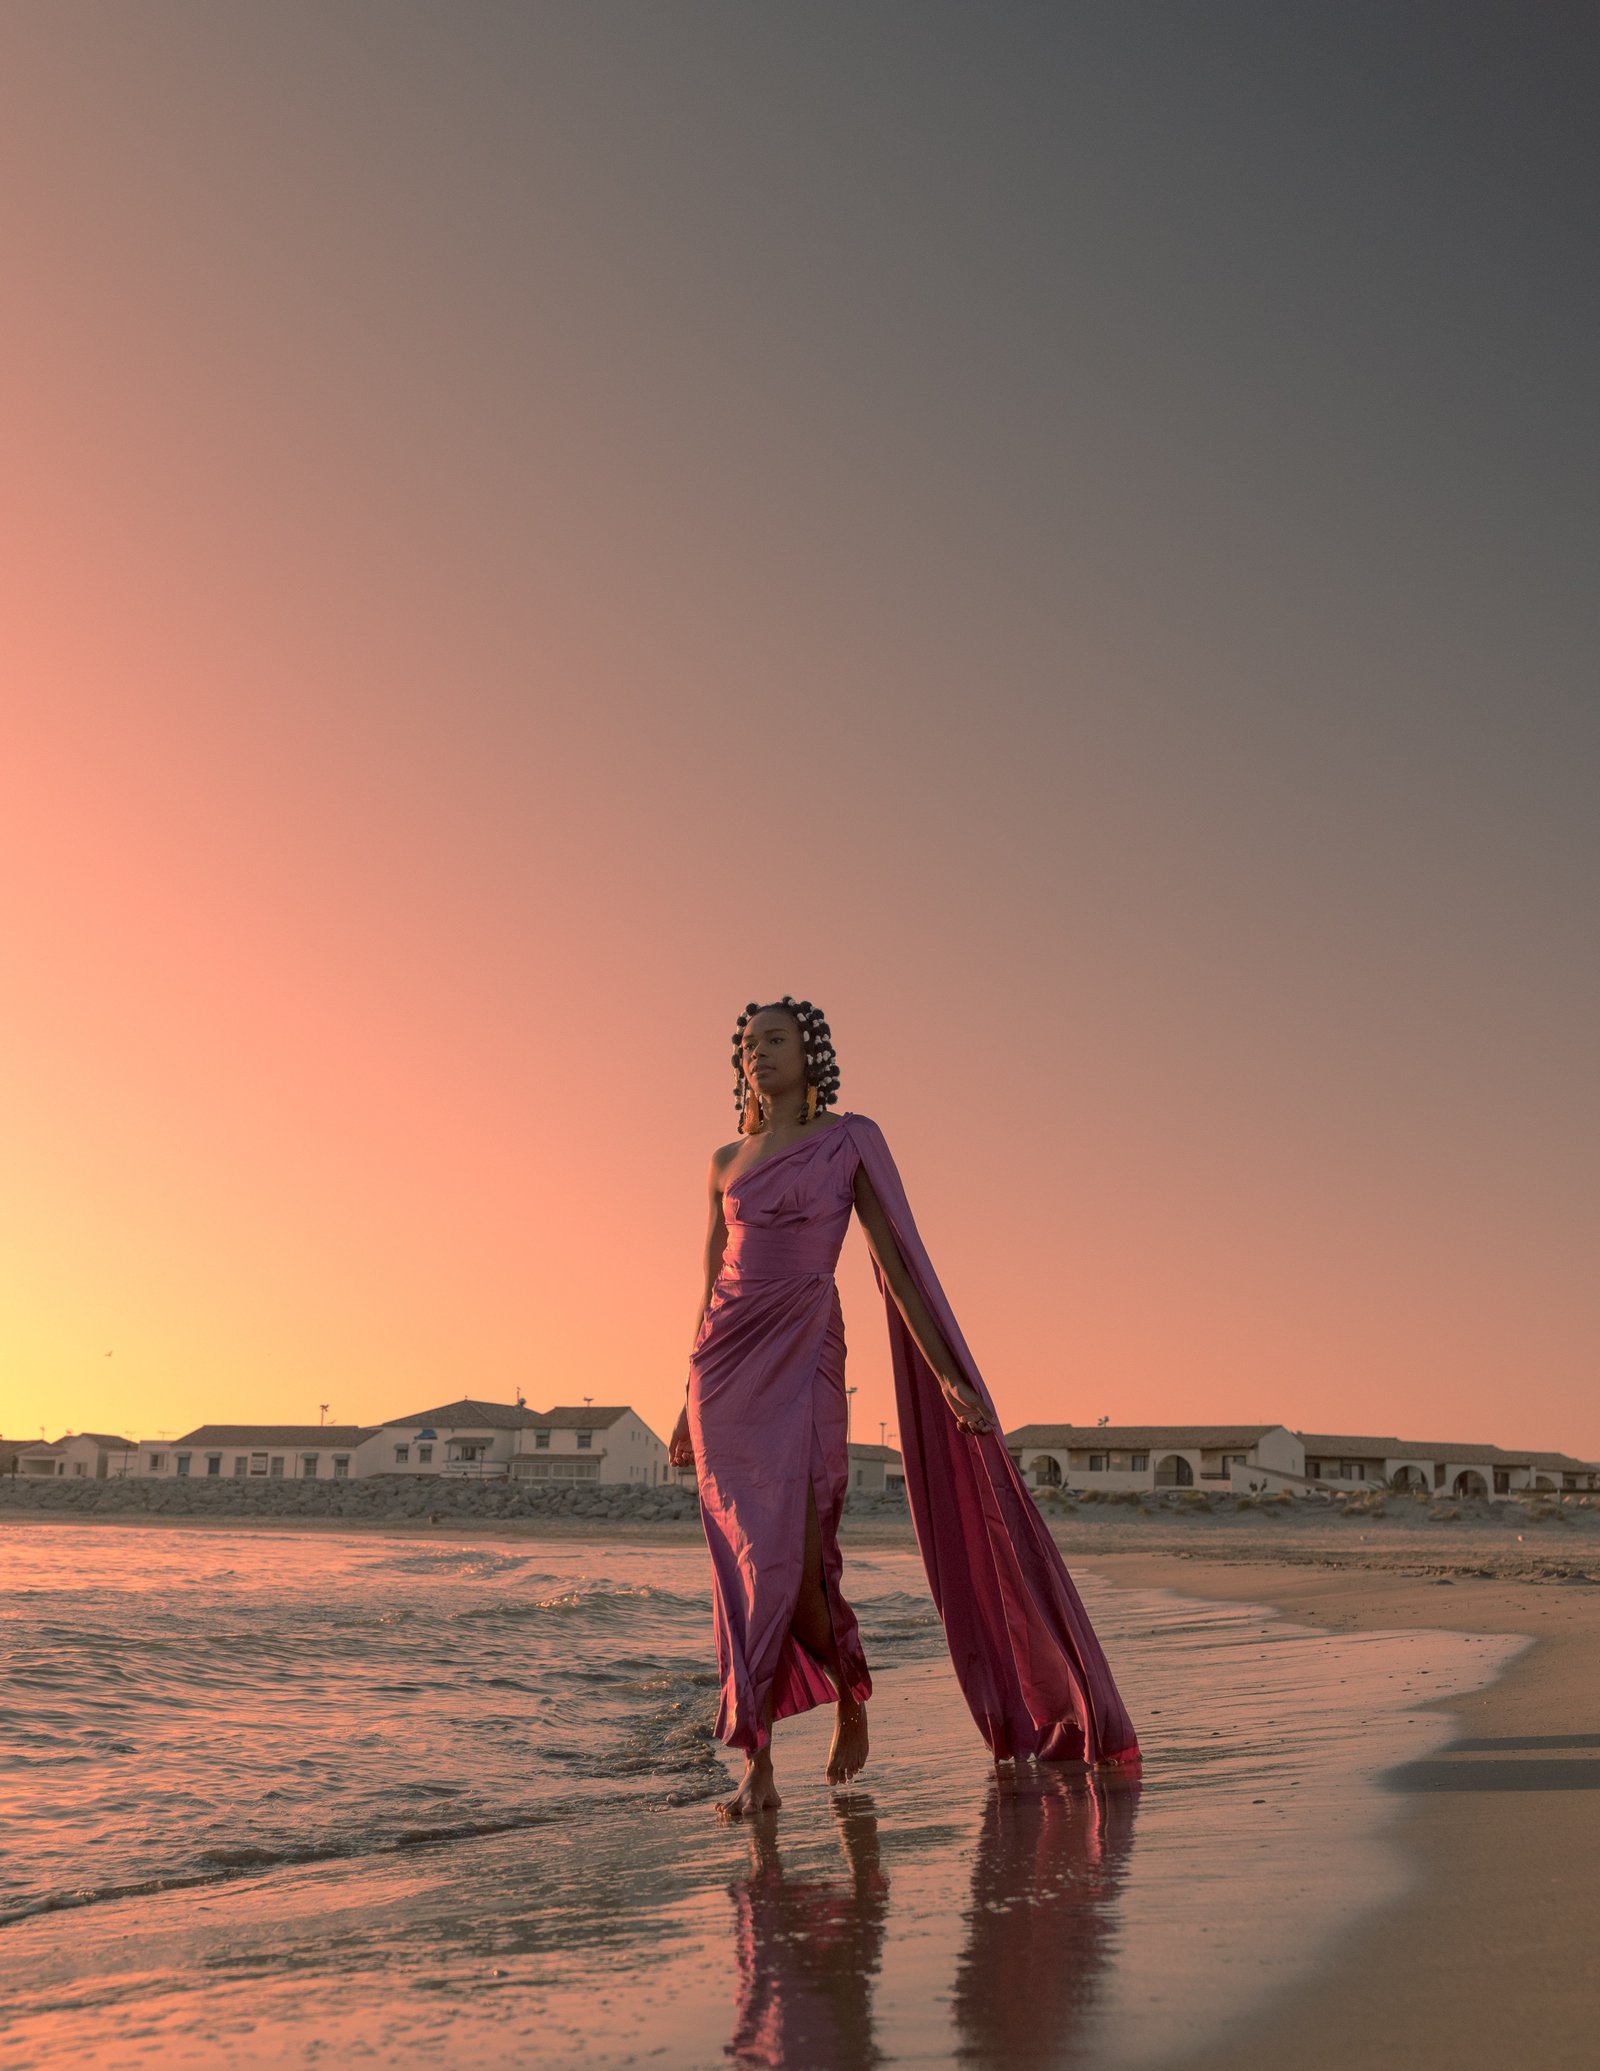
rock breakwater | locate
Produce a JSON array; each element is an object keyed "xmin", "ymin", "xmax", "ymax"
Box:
[{"xmin": 0, "ymin": 1473, "xmax": 914, "ymax": 1527}]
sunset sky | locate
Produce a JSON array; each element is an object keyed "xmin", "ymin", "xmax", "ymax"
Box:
[{"xmin": 3, "ymin": 4, "xmax": 1595, "ymax": 1460}]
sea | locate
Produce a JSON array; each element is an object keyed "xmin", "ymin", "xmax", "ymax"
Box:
[{"xmin": 0, "ymin": 1522, "xmax": 1523, "ymax": 2069}]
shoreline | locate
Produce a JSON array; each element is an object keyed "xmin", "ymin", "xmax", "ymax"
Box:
[
  {"xmin": 6, "ymin": 1496, "xmax": 1599, "ymax": 1578},
  {"xmin": 0, "ymin": 1532, "xmax": 1519, "ymax": 2071},
  {"xmin": 5, "ymin": 1513, "xmax": 1595, "ymax": 2063},
  {"xmin": 1080, "ymin": 1549, "xmax": 1600, "ymax": 2066}
]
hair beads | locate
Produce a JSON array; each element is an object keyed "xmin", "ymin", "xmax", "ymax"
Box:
[{"xmin": 730, "ymin": 994, "xmax": 841, "ymax": 1128}]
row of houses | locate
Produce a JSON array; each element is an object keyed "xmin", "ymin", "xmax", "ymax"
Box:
[
  {"xmin": 1, "ymin": 1400, "xmax": 668, "ymax": 1486},
  {"xmin": 1004, "ymin": 1425, "xmax": 1600, "ymax": 1500},
  {"xmin": 8, "ymin": 1406, "xmax": 1594, "ymax": 1505},
  {"xmin": 0, "ymin": 1400, "xmax": 912, "ymax": 1495}
]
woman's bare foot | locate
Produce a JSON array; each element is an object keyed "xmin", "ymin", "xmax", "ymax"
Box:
[
  {"xmin": 718, "ymin": 1749, "xmax": 782, "ymax": 1822},
  {"xmin": 827, "ymin": 1696, "xmax": 870, "ymax": 1784}
]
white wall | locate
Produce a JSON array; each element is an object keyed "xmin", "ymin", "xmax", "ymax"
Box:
[
  {"xmin": 514, "ymin": 1411, "xmax": 669, "ymax": 1485},
  {"xmin": 1254, "ymin": 1429, "xmax": 1305, "ymax": 1477},
  {"xmin": 146, "ymin": 1443, "xmax": 363, "ymax": 1481},
  {"xmin": 356, "ymin": 1426, "xmax": 523, "ymax": 1477}
]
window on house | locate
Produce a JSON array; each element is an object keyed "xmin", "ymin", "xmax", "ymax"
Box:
[
  {"xmin": 233, "ymin": 1456, "xmax": 249, "ymax": 1478},
  {"xmin": 577, "ymin": 1432, "xmax": 593, "ymax": 1449},
  {"xmin": 149, "ymin": 1454, "xmax": 165, "ymax": 1473},
  {"xmin": 1433, "ymin": 1463, "xmax": 1446, "ymax": 1488},
  {"xmin": 207, "ymin": 1455, "xmax": 222, "ymax": 1476},
  {"xmin": 269, "ymin": 1457, "xmax": 284, "ymax": 1478},
  {"xmin": 1131, "ymin": 1453, "xmax": 1149, "ymax": 1472},
  {"xmin": 1089, "ymin": 1454, "xmax": 1106, "ymax": 1472},
  {"xmin": 417, "ymin": 1445, "xmax": 432, "ymax": 1463},
  {"xmin": 302, "ymin": 1455, "xmax": 319, "ymax": 1477},
  {"xmin": 333, "ymin": 1456, "xmax": 350, "ymax": 1478},
  {"xmin": 394, "ymin": 1445, "xmax": 410, "ymax": 1463},
  {"xmin": 176, "ymin": 1455, "xmax": 192, "ymax": 1477},
  {"xmin": 535, "ymin": 1431, "xmax": 550, "ymax": 1450}
]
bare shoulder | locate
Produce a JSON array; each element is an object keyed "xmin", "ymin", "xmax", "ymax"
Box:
[{"xmin": 709, "ymin": 1137, "xmax": 744, "ymax": 1184}]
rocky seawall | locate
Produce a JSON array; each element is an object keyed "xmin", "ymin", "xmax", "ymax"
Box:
[{"xmin": 0, "ymin": 1474, "xmax": 913, "ymax": 1527}]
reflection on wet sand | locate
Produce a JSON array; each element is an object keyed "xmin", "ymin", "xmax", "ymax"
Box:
[
  {"xmin": 722, "ymin": 1765, "xmax": 1142, "ymax": 2071},
  {"xmin": 955, "ymin": 1766, "xmax": 1142, "ymax": 2066},
  {"xmin": 726, "ymin": 1793, "xmax": 891, "ymax": 2068}
]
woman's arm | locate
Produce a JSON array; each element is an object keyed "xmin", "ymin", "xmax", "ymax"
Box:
[
  {"xmin": 693, "ymin": 1149, "xmax": 731, "ymax": 1348},
  {"xmin": 669, "ymin": 1148, "xmax": 732, "ymax": 1466},
  {"xmin": 852, "ymin": 1164, "xmax": 992, "ymax": 1436}
]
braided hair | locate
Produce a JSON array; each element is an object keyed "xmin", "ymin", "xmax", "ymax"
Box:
[{"xmin": 730, "ymin": 995, "xmax": 841, "ymax": 1132}]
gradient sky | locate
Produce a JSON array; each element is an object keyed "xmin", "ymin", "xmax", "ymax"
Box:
[{"xmin": 3, "ymin": 3, "xmax": 1595, "ymax": 1459}]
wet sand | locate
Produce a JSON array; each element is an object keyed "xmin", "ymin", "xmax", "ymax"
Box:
[
  {"xmin": 0, "ymin": 1528, "xmax": 1540, "ymax": 2070},
  {"xmin": 1096, "ymin": 1551, "xmax": 1600, "ymax": 2069}
]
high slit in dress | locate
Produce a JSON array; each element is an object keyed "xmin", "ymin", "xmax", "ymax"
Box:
[{"xmin": 686, "ymin": 1110, "xmax": 1140, "ymax": 1767}]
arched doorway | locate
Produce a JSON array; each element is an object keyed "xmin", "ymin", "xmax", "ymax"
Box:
[
  {"xmin": 1391, "ymin": 1466, "xmax": 1427, "ymax": 1492},
  {"xmin": 1155, "ymin": 1454, "xmax": 1194, "ymax": 1488},
  {"xmin": 1534, "ymin": 1475, "xmax": 1557, "ymax": 1492},
  {"xmin": 1030, "ymin": 1454, "xmax": 1062, "ymax": 1488},
  {"xmin": 1453, "ymin": 1470, "xmax": 1488, "ymax": 1498}
]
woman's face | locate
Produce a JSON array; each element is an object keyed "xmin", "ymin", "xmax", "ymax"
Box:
[{"xmin": 740, "ymin": 1009, "xmax": 806, "ymax": 1113}]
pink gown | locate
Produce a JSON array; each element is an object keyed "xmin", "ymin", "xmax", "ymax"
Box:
[{"xmin": 686, "ymin": 1110, "xmax": 1139, "ymax": 1766}]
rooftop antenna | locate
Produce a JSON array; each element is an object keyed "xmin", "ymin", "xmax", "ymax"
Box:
[
  {"xmin": 582, "ymin": 1395, "xmax": 593, "ymax": 1406},
  {"xmin": 1097, "ymin": 1415, "xmax": 1110, "ymax": 1427},
  {"xmin": 319, "ymin": 1404, "xmax": 330, "ymax": 1426},
  {"xmin": 515, "ymin": 1389, "xmax": 526, "ymax": 1408}
]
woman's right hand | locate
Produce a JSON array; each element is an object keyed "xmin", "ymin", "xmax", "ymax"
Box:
[{"xmin": 668, "ymin": 1406, "xmax": 695, "ymax": 1470}]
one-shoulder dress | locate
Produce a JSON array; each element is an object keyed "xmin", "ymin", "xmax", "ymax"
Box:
[{"xmin": 686, "ymin": 1110, "xmax": 1139, "ymax": 1766}]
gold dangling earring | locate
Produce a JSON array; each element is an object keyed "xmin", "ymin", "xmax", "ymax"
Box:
[
  {"xmin": 743, "ymin": 1083, "xmax": 764, "ymax": 1135},
  {"xmin": 804, "ymin": 1083, "xmax": 818, "ymax": 1124}
]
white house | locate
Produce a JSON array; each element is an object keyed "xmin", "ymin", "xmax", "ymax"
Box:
[
  {"xmin": 1524, "ymin": 1451, "xmax": 1600, "ymax": 1494},
  {"xmin": 132, "ymin": 1398, "xmax": 671, "ymax": 1485},
  {"xmin": 146, "ymin": 1426, "xmax": 380, "ymax": 1480},
  {"xmin": 509, "ymin": 1406, "xmax": 669, "ymax": 1487},
  {"xmin": 846, "ymin": 1442, "xmax": 905, "ymax": 1492},
  {"xmin": 11, "ymin": 1432, "xmax": 139, "ymax": 1479},
  {"xmin": 1006, "ymin": 1425, "xmax": 1305, "ymax": 1495},
  {"xmin": 1299, "ymin": 1434, "xmax": 1600, "ymax": 1500},
  {"xmin": 361, "ymin": 1397, "xmax": 534, "ymax": 1478}
]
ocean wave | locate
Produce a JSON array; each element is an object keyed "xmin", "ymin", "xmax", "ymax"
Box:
[
  {"xmin": 360, "ymin": 1547, "xmax": 549, "ymax": 1580},
  {"xmin": 0, "ymin": 1533, "xmax": 954, "ymax": 1932},
  {"xmin": 451, "ymin": 1581, "xmax": 707, "ymax": 1623}
]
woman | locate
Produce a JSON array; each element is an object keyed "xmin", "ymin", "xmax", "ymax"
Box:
[{"xmin": 669, "ymin": 996, "xmax": 1139, "ymax": 1821}]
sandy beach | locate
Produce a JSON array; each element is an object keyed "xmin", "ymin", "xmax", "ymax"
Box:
[
  {"xmin": 3, "ymin": 1502, "xmax": 1596, "ymax": 2066},
  {"xmin": 1098, "ymin": 1549, "xmax": 1600, "ymax": 2068}
]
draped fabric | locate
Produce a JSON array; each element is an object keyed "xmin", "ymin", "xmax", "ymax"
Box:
[{"xmin": 687, "ymin": 1111, "xmax": 1139, "ymax": 1766}]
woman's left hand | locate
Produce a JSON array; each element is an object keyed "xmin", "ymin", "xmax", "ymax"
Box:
[{"xmin": 937, "ymin": 1371, "xmax": 991, "ymax": 1436}]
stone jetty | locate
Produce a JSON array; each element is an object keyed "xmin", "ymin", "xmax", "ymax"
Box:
[{"xmin": 0, "ymin": 1473, "xmax": 913, "ymax": 1527}]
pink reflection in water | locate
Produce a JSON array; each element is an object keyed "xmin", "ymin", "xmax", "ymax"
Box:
[{"xmin": 726, "ymin": 1794, "xmax": 891, "ymax": 2068}]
